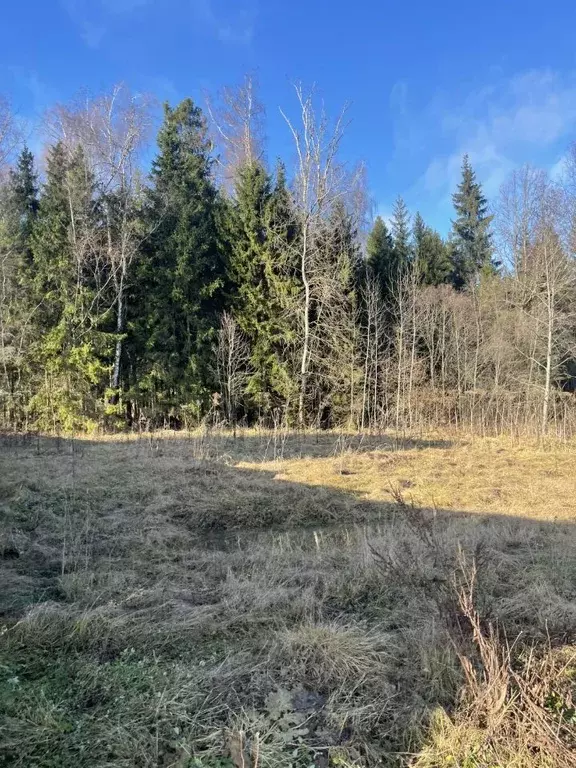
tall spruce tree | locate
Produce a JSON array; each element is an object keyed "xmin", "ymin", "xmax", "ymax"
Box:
[
  {"xmin": 28, "ymin": 143, "xmax": 109, "ymax": 430},
  {"xmin": 451, "ymin": 154, "xmax": 495, "ymax": 287},
  {"xmin": 130, "ymin": 99, "xmax": 226, "ymax": 424},
  {"xmin": 309, "ymin": 199, "xmax": 363, "ymax": 426},
  {"xmin": 412, "ymin": 212, "xmax": 426, "ymax": 262},
  {"xmin": 390, "ymin": 196, "xmax": 412, "ymax": 268},
  {"xmin": 227, "ymin": 161, "xmax": 272, "ymax": 340},
  {"xmin": 0, "ymin": 150, "xmax": 39, "ymax": 426},
  {"xmin": 413, "ymin": 212, "xmax": 452, "ymax": 286},
  {"xmin": 226, "ymin": 159, "xmax": 300, "ymax": 413},
  {"xmin": 8, "ymin": 146, "xmax": 38, "ymax": 275},
  {"xmin": 30, "ymin": 143, "xmax": 72, "ymax": 326},
  {"xmin": 325, "ymin": 198, "xmax": 363, "ymax": 296},
  {"xmin": 366, "ymin": 215, "xmax": 396, "ymax": 296},
  {"xmin": 260, "ymin": 160, "xmax": 300, "ymax": 407}
]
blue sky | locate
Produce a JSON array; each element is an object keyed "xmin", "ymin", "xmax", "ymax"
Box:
[{"xmin": 2, "ymin": 0, "xmax": 576, "ymax": 233}]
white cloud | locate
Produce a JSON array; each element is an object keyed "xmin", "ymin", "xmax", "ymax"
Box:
[
  {"xmin": 145, "ymin": 76, "xmax": 179, "ymax": 103},
  {"xmin": 550, "ymin": 153, "xmax": 569, "ymax": 182},
  {"xmin": 81, "ymin": 21, "xmax": 106, "ymax": 49},
  {"xmin": 190, "ymin": 0, "xmax": 256, "ymax": 45},
  {"xmin": 61, "ymin": 0, "xmax": 154, "ymax": 48},
  {"xmin": 61, "ymin": 0, "xmax": 105, "ymax": 48},
  {"xmin": 373, "ymin": 204, "xmax": 394, "ymax": 229},
  {"xmin": 418, "ymin": 68, "xmax": 576, "ymax": 202}
]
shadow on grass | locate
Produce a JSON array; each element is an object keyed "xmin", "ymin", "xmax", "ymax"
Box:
[
  {"xmin": 0, "ymin": 427, "xmax": 454, "ymax": 463},
  {"xmin": 1, "ymin": 431, "xmax": 575, "ymax": 767},
  {"xmin": 1, "ymin": 430, "xmax": 574, "ymax": 605}
]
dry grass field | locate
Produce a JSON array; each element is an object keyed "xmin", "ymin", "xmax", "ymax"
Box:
[{"xmin": 1, "ymin": 429, "xmax": 575, "ymax": 767}]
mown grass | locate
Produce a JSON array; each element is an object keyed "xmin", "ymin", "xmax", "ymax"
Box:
[{"xmin": 0, "ymin": 429, "xmax": 575, "ymax": 767}]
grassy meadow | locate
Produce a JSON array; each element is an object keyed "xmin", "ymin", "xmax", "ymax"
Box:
[{"xmin": 1, "ymin": 429, "xmax": 575, "ymax": 767}]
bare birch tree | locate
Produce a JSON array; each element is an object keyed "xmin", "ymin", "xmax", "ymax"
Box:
[
  {"xmin": 216, "ymin": 311, "xmax": 251, "ymax": 425},
  {"xmin": 0, "ymin": 96, "xmax": 19, "ymax": 174},
  {"xmin": 280, "ymin": 84, "xmax": 348, "ymax": 425},
  {"xmin": 206, "ymin": 73, "xmax": 265, "ymax": 189}
]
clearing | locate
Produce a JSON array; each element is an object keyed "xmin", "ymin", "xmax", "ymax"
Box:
[{"xmin": 1, "ymin": 430, "xmax": 575, "ymax": 767}]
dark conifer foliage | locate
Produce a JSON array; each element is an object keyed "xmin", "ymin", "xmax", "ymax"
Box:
[
  {"xmin": 413, "ymin": 212, "xmax": 452, "ymax": 286},
  {"xmin": 128, "ymin": 99, "xmax": 227, "ymax": 423},
  {"xmin": 8, "ymin": 146, "xmax": 38, "ymax": 274},
  {"xmin": 366, "ymin": 215, "xmax": 395, "ymax": 295},
  {"xmin": 451, "ymin": 154, "xmax": 496, "ymax": 286},
  {"xmin": 390, "ymin": 196, "xmax": 412, "ymax": 268}
]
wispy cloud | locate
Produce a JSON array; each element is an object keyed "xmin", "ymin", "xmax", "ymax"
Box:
[
  {"xmin": 550, "ymin": 153, "xmax": 569, "ymax": 183},
  {"xmin": 389, "ymin": 80, "xmax": 408, "ymax": 118},
  {"xmin": 419, "ymin": 68, "xmax": 576, "ymax": 200},
  {"xmin": 100, "ymin": 0, "xmax": 150, "ymax": 12},
  {"xmin": 10, "ymin": 68, "xmax": 57, "ymax": 115},
  {"xmin": 375, "ymin": 204, "xmax": 394, "ymax": 229},
  {"xmin": 7, "ymin": 68, "xmax": 58, "ymax": 159},
  {"xmin": 190, "ymin": 0, "xmax": 257, "ymax": 45},
  {"xmin": 61, "ymin": 0, "xmax": 153, "ymax": 48}
]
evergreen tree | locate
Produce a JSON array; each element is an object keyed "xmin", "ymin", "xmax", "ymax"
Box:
[
  {"xmin": 260, "ymin": 160, "xmax": 300, "ymax": 406},
  {"xmin": 366, "ymin": 215, "xmax": 396, "ymax": 295},
  {"xmin": 419, "ymin": 229, "xmax": 452, "ymax": 286},
  {"xmin": 130, "ymin": 99, "xmax": 227, "ymax": 423},
  {"xmin": 412, "ymin": 212, "xmax": 426, "ymax": 255},
  {"xmin": 390, "ymin": 196, "xmax": 412, "ymax": 268},
  {"xmin": 413, "ymin": 212, "xmax": 452, "ymax": 286},
  {"xmin": 451, "ymin": 154, "xmax": 495, "ymax": 287},
  {"xmin": 30, "ymin": 143, "xmax": 73, "ymax": 325},
  {"xmin": 324, "ymin": 198, "xmax": 363, "ymax": 296},
  {"xmin": 227, "ymin": 161, "xmax": 272, "ymax": 342},
  {"xmin": 28, "ymin": 143, "xmax": 109, "ymax": 430},
  {"xmin": 0, "ymin": 148, "xmax": 39, "ymax": 424},
  {"xmin": 8, "ymin": 146, "xmax": 38, "ymax": 275},
  {"xmin": 226, "ymin": 159, "xmax": 300, "ymax": 413}
]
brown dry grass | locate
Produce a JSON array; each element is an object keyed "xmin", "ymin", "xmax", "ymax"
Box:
[
  {"xmin": 241, "ymin": 432, "xmax": 576, "ymax": 521},
  {"xmin": 0, "ymin": 428, "xmax": 575, "ymax": 767}
]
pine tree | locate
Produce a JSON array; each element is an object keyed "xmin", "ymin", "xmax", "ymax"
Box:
[
  {"xmin": 451, "ymin": 154, "xmax": 495, "ymax": 287},
  {"xmin": 324, "ymin": 199, "xmax": 363, "ymax": 296},
  {"xmin": 0, "ymin": 148, "xmax": 40, "ymax": 425},
  {"xmin": 130, "ymin": 99, "xmax": 227, "ymax": 424},
  {"xmin": 413, "ymin": 212, "xmax": 452, "ymax": 286}
]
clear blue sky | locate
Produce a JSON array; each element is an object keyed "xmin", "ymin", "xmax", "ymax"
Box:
[{"xmin": 2, "ymin": 0, "xmax": 576, "ymax": 233}]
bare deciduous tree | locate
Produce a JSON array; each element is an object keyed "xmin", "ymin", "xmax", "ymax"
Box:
[
  {"xmin": 47, "ymin": 85, "xmax": 153, "ymax": 395},
  {"xmin": 0, "ymin": 96, "xmax": 19, "ymax": 174},
  {"xmin": 497, "ymin": 165, "xmax": 548, "ymax": 276},
  {"xmin": 280, "ymin": 84, "xmax": 348, "ymax": 425},
  {"xmin": 216, "ymin": 311, "xmax": 251, "ymax": 426},
  {"xmin": 206, "ymin": 73, "xmax": 265, "ymax": 189}
]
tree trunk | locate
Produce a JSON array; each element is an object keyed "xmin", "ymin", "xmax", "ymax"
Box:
[{"xmin": 298, "ymin": 223, "xmax": 311, "ymax": 427}]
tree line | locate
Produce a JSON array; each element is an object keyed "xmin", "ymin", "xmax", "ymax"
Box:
[{"xmin": 1, "ymin": 80, "xmax": 575, "ymax": 436}]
